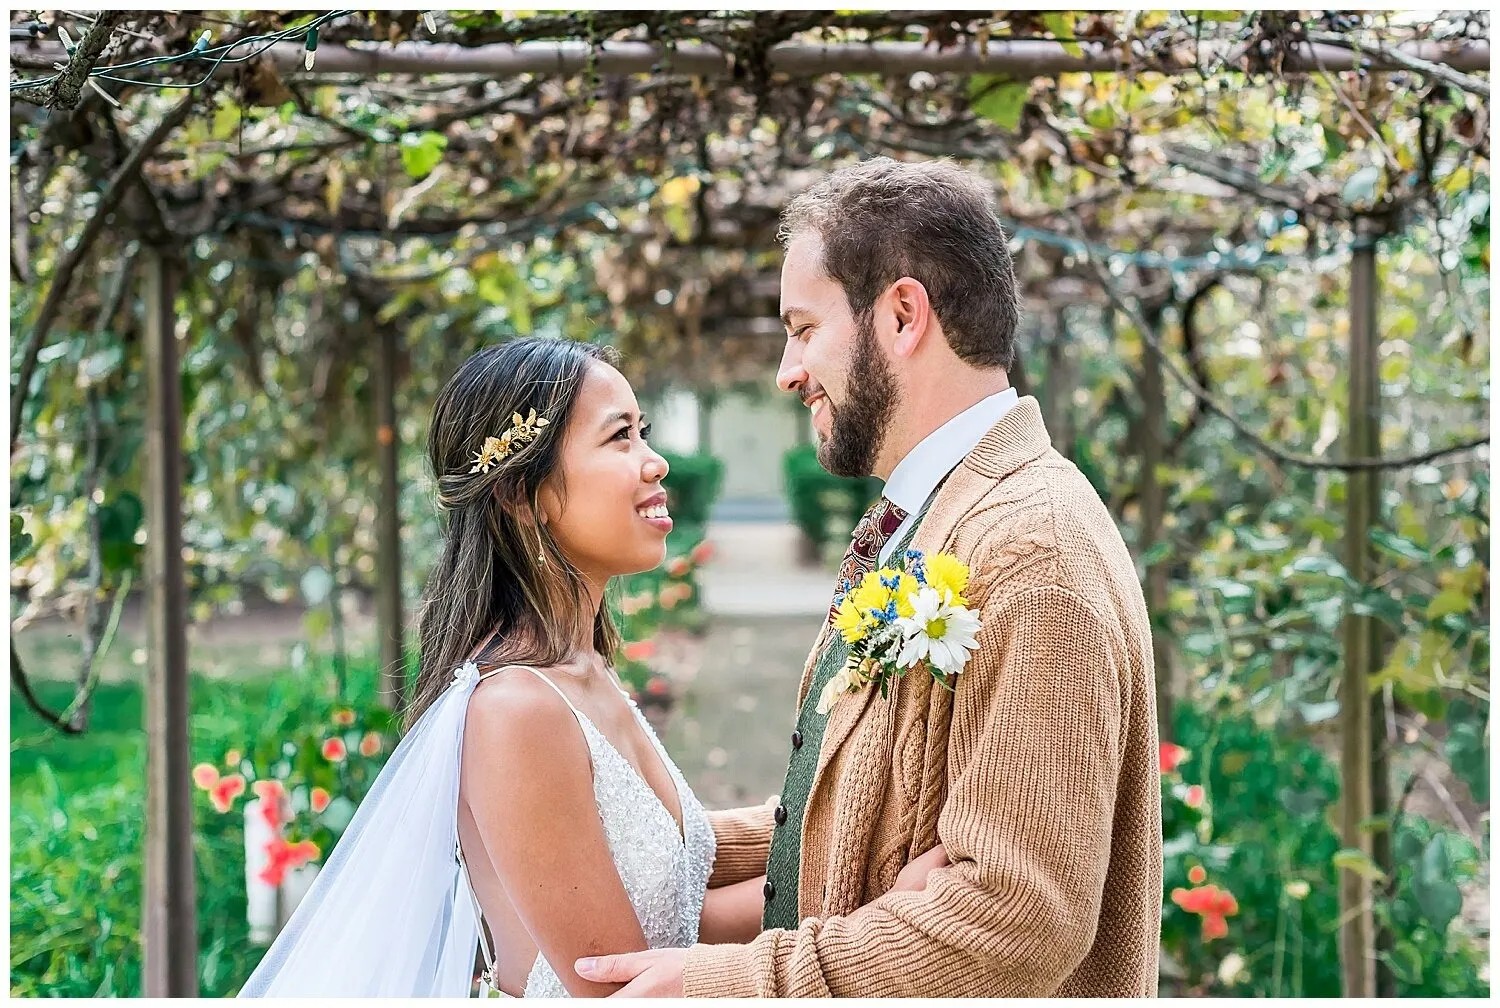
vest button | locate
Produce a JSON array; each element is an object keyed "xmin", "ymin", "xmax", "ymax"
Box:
[
  {"xmin": 774, "ymin": 804, "xmax": 787, "ymax": 825},
  {"xmin": 763, "ymin": 881, "xmax": 776, "ymax": 901},
  {"xmin": 791, "ymin": 730, "xmax": 803, "ymax": 749}
]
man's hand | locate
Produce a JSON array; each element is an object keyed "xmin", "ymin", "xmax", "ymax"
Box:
[{"xmin": 575, "ymin": 947, "xmax": 688, "ymax": 997}]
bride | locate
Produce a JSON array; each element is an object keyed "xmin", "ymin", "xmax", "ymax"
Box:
[{"xmin": 240, "ymin": 337, "xmax": 941, "ymax": 998}]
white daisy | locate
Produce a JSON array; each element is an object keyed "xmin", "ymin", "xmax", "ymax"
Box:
[{"xmin": 894, "ymin": 587, "xmax": 980, "ymax": 677}]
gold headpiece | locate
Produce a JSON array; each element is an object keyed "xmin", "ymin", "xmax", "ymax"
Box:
[{"xmin": 469, "ymin": 408, "xmax": 551, "ymax": 474}]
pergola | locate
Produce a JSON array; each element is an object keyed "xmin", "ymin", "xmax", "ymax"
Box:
[{"xmin": 9, "ymin": 9, "xmax": 1490, "ymax": 997}]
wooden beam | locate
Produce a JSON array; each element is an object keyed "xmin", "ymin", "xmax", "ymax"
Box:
[
  {"xmin": 140, "ymin": 246, "xmax": 198, "ymax": 997},
  {"xmin": 1338, "ymin": 218, "xmax": 1381, "ymax": 999},
  {"xmin": 12, "ymin": 36, "xmax": 1490, "ymax": 82},
  {"xmin": 374, "ymin": 319, "xmax": 406, "ymax": 708},
  {"xmin": 268, "ymin": 37, "xmax": 1495, "ymax": 78}
]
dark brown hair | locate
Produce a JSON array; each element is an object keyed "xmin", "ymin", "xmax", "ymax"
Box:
[
  {"xmin": 406, "ymin": 336, "xmax": 623, "ymax": 727},
  {"xmin": 778, "ymin": 157, "xmax": 1021, "ymax": 370}
]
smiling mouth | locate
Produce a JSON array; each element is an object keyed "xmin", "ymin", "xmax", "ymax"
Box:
[{"xmin": 637, "ymin": 502, "xmax": 670, "ymax": 520}]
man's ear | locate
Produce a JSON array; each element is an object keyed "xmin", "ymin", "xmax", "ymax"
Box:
[{"xmin": 888, "ymin": 277, "xmax": 932, "ymax": 359}]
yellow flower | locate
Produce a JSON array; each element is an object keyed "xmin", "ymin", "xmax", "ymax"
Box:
[
  {"xmin": 833, "ymin": 597, "xmax": 871, "ymax": 643},
  {"xmin": 890, "ymin": 571, "xmax": 920, "ymax": 618},
  {"xmin": 847, "ymin": 570, "xmax": 892, "ymax": 615},
  {"xmin": 923, "ymin": 553, "xmax": 970, "ymax": 606}
]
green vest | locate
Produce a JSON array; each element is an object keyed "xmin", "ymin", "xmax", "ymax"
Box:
[{"xmin": 762, "ymin": 506, "xmax": 931, "ymax": 930}]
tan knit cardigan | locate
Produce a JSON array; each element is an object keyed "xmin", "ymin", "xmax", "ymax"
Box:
[{"xmin": 684, "ymin": 397, "xmax": 1162, "ymax": 997}]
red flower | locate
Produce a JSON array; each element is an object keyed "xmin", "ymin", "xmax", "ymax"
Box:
[
  {"xmin": 209, "ymin": 774, "xmax": 246, "ymax": 813},
  {"xmin": 223, "ymin": 749, "xmax": 242, "ymax": 767},
  {"xmin": 646, "ymin": 677, "xmax": 671, "ymax": 697},
  {"xmin": 192, "ymin": 763, "xmax": 220, "ymax": 791},
  {"xmin": 1202, "ymin": 912, "xmax": 1229, "ymax": 941},
  {"xmin": 258, "ymin": 836, "xmax": 322, "ymax": 887},
  {"xmin": 1159, "ymin": 742, "xmax": 1189, "ymax": 774},
  {"xmin": 359, "ymin": 732, "xmax": 382, "ymax": 758},
  {"xmin": 310, "ymin": 787, "xmax": 331, "ymax": 814},
  {"xmin": 689, "ymin": 541, "xmax": 716, "ymax": 565},
  {"xmin": 252, "ymin": 779, "xmax": 284, "ymax": 801},
  {"xmin": 253, "ymin": 779, "xmax": 287, "ymax": 830},
  {"xmin": 623, "ymin": 639, "xmax": 657, "ymax": 663},
  {"xmin": 1187, "ymin": 864, "xmax": 1207, "ymax": 885},
  {"xmin": 322, "ymin": 737, "xmax": 348, "ymax": 762},
  {"xmin": 667, "ymin": 557, "xmax": 692, "ymax": 578},
  {"xmin": 1183, "ymin": 785, "xmax": 1205, "ymax": 809},
  {"xmin": 332, "ymin": 708, "xmax": 356, "ymax": 727},
  {"xmin": 1171, "ymin": 883, "xmax": 1239, "ymax": 923}
]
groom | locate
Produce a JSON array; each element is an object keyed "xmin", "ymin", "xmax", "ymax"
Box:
[{"xmin": 578, "ymin": 158, "xmax": 1162, "ymax": 996}]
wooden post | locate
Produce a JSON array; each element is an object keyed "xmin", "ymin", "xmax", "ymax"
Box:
[
  {"xmin": 1339, "ymin": 218, "xmax": 1381, "ymax": 999},
  {"xmin": 1139, "ymin": 301, "xmax": 1173, "ymax": 740},
  {"xmin": 374, "ymin": 320, "xmax": 405, "ymax": 707},
  {"xmin": 141, "ymin": 246, "xmax": 198, "ymax": 996},
  {"xmin": 1045, "ymin": 307, "xmax": 1076, "ymax": 456}
]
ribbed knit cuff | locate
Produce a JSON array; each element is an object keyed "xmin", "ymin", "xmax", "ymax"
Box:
[{"xmin": 683, "ymin": 942, "xmax": 760, "ymax": 998}]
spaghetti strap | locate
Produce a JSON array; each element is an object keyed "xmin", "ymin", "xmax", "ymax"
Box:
[{"xmin": 476, "ymin": 663, "xmax": 583, "ymax": 718}]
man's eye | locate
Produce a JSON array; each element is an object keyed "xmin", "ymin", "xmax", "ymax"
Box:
[{"xmin": 614, "ymin": 426, "xmax": 632, "ymax": 440}]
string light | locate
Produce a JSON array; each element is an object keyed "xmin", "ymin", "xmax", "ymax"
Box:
[
  {"xmin": 10, "ymin": 11, "xmax": 350, "ymax": 95},
  {"xmin": 304, "ymin": 27, "xmax": 319, "ymax": 71},
  {"xmin": 423, "ymin": 12, "xmax": 437, "ymax": 35}
]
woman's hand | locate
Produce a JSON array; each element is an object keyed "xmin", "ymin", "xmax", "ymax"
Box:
[{"xmin": 890, "ymin": 844, "xmax": 951, "ymax": 893}]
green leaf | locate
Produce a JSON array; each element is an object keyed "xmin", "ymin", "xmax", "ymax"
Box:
[
  {"xmin": 1140, "ymin": 539, "xmax": 1172, "ymax": 567},
  {"xmin": 970, "ymin": 78, "xmax": 1028, "ymax": 131},
  {"xmin": 1412, "ymin": 836, "xmax": 1462, "ymax": 934},
  {"xmin": 1369, "ymin": 529, "xmax": 1429, "ymax": 564},
  {"xmin": 1445, "ymin": 720, "xmax": 1489, "ymax": 803},
  {"xmin": 1186, "ymin": 9, "xmax": 1243, "ymax": 23},
  {"xmin": 11, "ymin": 511, "xmax": 34, "ymax": 559},
  {"xmin": 398, "ymin": 131, "xmax": 448, "ymax": 179},
  {"xmin": 211, "ymin": 102, "xmax": 242, "ymax": 141},
  {"xmin": 1283, "ymin": 553, "xmax": 1355, "ymax": 586},
  {"xmin": 1041, "ymin": 13, "xmax": 1081, "ymax": 55},
  {"xmin": 1333, "ymin": 847, "xmax": 1386, "ymax": 882},
  {"xmin": 1426, "ymin": 589, "xmax": 1473, "ymax": 620}
]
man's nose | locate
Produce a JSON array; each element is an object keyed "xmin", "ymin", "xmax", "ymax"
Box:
[{"xmin": 777, "ymin": 338, "xmax": 806, "ymax": 394}]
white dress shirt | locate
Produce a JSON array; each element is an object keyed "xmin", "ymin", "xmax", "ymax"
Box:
[{"xmin": 878, "ymin": 387, "xmax": 1020, "ymax": 566}]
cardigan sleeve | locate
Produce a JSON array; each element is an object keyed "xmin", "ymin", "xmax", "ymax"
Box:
[{"xmin": 705, "ymin": 803, "xmax": 776, "ymax": 888}]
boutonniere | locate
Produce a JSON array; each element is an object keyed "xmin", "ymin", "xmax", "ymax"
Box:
[{"xmin": 817, "ymin": 549, "xmax": 981, "ymax": 715}]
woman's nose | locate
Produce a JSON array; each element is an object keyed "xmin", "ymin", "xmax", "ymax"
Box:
[{"xmin": 643, "ymin": 448, "xmax": 669, "ymax": 482}]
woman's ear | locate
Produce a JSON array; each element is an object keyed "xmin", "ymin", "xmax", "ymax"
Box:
[{"xmin": 492, "ymin": 480, "xmax": 537, "ymax": 525}]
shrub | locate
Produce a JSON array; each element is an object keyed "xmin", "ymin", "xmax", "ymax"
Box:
[
  {"xmin": 659, "ymin": 451, "xmax": 724, "ymax": 527},
  {"xmin": 782, "ymin": 445, "xmax": 882, "ymax": 556}
]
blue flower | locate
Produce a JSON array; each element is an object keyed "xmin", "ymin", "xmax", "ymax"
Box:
[
  {"xmin": 880, "ymin": 572, "xmax": 901, "ymax": 591},
  {"xmin": 909, "ymin": 556, "xmax": 928, "ymax": 586}
]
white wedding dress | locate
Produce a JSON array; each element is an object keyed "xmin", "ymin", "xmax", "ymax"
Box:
[
  {"xmin": 459, "ymin": 666, "xmax": 715, "ymax": 997},
  {"xmin": 238, "ymin": 661, "xmax": 714, "ymax": 998}
]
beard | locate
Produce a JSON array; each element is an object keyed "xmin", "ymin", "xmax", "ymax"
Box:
[{"xmin": 816, "ymin": 313, "xmax": 897, "ymax": 478}]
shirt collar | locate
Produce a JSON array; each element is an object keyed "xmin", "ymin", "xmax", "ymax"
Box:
[{"xmin": 882, "ymin": 388, "xmax": 1020, "ymax": 515}]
